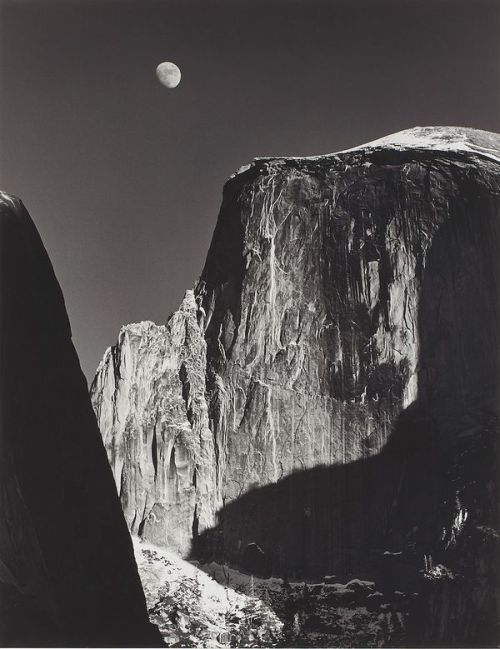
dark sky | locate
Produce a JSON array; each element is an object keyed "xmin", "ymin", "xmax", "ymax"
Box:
[{"xmin": 1, "ymin": 0, "xmax": 499, "ymax": 381}]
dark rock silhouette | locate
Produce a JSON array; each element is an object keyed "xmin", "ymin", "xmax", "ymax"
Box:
[{"xmin": 0, "ymin": 194, "xmax": 162, "ymax": 647}]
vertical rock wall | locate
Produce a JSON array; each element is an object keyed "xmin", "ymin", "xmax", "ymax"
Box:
[
  {"xmin": 91, "ymin": 129, "xmax": 500, "ymax": 604},
  {"xmin": 92, "ymin": 292, "xmax": 217, "ymax": 555},
  {"xmin": 198, "ymin": 155, "xmax": 432, "ymax": 503}
]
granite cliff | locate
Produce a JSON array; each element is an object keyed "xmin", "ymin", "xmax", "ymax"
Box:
[
  {"xmin": 0, "ymin": 194, "xmax": 162, "ymax": 647},
  {"xmin": 92, "ymin": 127, "xmax": 500, "ymax": 645}
]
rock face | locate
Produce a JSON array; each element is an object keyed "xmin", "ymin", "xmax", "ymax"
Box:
[
  {"xmin": 92, "ymin": 127, "xmax": 500, "ymax": 645},
  {"xmin": 0, "ymin": 194, "xmax": 162, "ymax": 647},
  {"xmin": 92, "ymin": 293, "xmax": 217, "ymax": 555}
]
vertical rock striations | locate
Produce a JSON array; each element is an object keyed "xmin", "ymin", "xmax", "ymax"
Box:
[
  {"xmin": 0, "ymin": 194, "xmax": 162, "ymax": 647},
  {"xmin": 92, "ymin": 127, "xmax": 500, "ymax": 644},
  {"xmin": 92, "ymin": 292, "xmax": 217, "ymax": 555}
]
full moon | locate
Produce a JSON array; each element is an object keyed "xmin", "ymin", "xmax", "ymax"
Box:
[{"xmin": 156, "ymin": 62, "xmax": 181, "ymax": 89}]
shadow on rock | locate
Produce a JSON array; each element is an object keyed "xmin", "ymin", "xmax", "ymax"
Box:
[{"xmin": 192, "ymin": 192, "xmax": 500, "ymax": 646}]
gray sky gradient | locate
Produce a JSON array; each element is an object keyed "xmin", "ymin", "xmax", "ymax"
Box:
[{"xmin": 1, "ymin": 0, "xmax": 499, "ymax": 381}]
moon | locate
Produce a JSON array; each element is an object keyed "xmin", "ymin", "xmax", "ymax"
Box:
[{"xmin": 156, "ymin": 62, "xmax": 181, "ymax": 89}]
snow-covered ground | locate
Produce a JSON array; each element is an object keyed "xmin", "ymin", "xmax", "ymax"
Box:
[
  {"xmin": 231, "ymin": 126, "xmax": 500, "ymax": 180},
  {"xmin": 133, "ymin": 539, "xmax": 283, "ymax": 647},
  {"xmin": 342, "ymin": 126, "xmax": 500, "ymax": 164},
  {"xmin": 134, "ymin": 538, "xmax": 414, "ymax": 647}
]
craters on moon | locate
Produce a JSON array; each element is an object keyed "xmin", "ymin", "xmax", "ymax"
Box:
[{"xmin": 156, "ymin": 62, "xmax": 181, "ymax": 89}]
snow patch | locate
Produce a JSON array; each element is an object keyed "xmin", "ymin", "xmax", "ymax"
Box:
[
  {"xmin": 228, "ymin": 126, "xmax": 500, "ymax": 182},
  {"xmin": 134, "ymin": 539, "xmax": 283, "ymax": 647}
]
